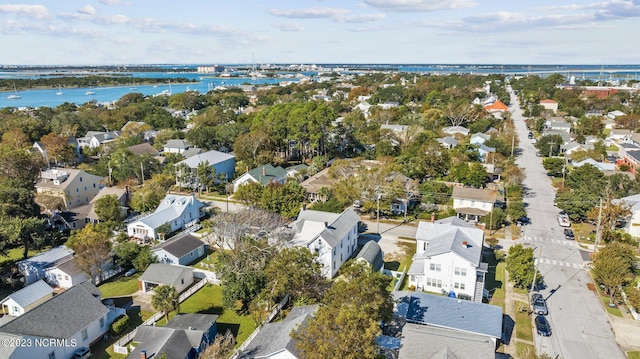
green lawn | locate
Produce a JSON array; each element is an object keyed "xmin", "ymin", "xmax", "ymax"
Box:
[
  {"xmin": 627, "ymin": 351, "xmax": 640, "ymax": 359},
  {"xmin": 515, "ymin": 301, "xmax": 533, "ymax": 342},
  {"xmin": 382, "ymin": 239, "xmax": 416, "ymax": 291},
  {"xmin": 191, "ymin": 247, "xmax": 219, "ymax": 270},
  {"xmin": 485, "ymin": 250, "xmax": 505, "ymax": 310},
  {"xmin": 516, "ymin": 342, "xmax": 536, "ymax": 359},
  {"xmin": 0, "ymin": 245, "xmax": 52, "ymax": 267},
  {"xmin": 98, "ymin": 273, "xmax": 141, "ymax": 298},
  {"xmin": 592, "ymin": 275, "xmax": 623, "ymax": 317}
]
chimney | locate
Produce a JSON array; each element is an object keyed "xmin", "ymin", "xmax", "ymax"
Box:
[
  {"xmin": 462, "ymin": 241, "xmax": 468, "ymax": 248},
  {"xmin": 431, "ymin": 213, "xmax": 435, "ymax": 223},
  {"xmin": 262, "ymin": 166, "xmax": 266, "ymax": 176},
  {"xmin": 245, "ymin": 165, "xmax": 249, "ymax": 173},
  {"xmin": 141, "ymin": 350, "xmax": 147, "ymax": 359}
]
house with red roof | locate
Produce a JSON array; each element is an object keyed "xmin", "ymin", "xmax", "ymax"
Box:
[
  {"xmin": 540, "ymin": 99, "xmax": 558, "ymax": 114},
  {"xmin": 483, "ymin": 100, "xmax": 509, "ymax": 118}
]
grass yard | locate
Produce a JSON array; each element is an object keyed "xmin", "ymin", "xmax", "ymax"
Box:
[
  {"xmin": 98, "ymin": 273, "xmax": 142, "ymax": 298},
  {"xmin": 191, "ymin": 247, "xmax": 219, "ymax": 270},
  {"xmin": 383, "ymin": 239, "xmax": 416, "ymax": 291},
  {"xmin": 0, "ymin": 245, "xmax": 52, "ymax": 267},
  {"xmin": 515, "ymin": 301, "xmax": 534, "ymax": 342},
  {"xmin": 592, "ymin": 275, "xmax": 623, "ymax": 317},
  {"xmin": 485, "ymin": 250, "xmax": 505, "ymax": 310},
  {"xmin": 627, "ymin": 351, "xmax": 640, "ymax": 359}
]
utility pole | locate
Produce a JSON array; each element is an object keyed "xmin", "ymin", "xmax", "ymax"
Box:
[
  {"xmin": 510, "ymin": 134, "xmax": 515, "ymax": 157},
  {"xmin": 141, "ymin": 162, "xmax": 145, "ymax": 185},
  {"xmin": 595, "ymin": 198, "xmax": 603, "ymax": 249},
  {"xmin": 530, "ymin": 247, "xmax": 542, "ymax": 294},
  {"xmin": 376, "ymin": 193, "xmax": 381, "ymax": 234}
]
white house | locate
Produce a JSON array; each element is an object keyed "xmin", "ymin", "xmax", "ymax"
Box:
[
  {"xmin": 470, "ymin": 133, "xmax": 490, "ymax": 146},
  {"xmin": 127, "ymin": 194, "xmax": 204, "ymax": 241},
  {"xmin": 609, "ymin": 129, "xmax": 632, "ymax": 143},
  {"xmin": 441, "ymin": 126, "xmax": 469, "ymax": 137},
  {"xmin": 407, "ymin": 217, "xmax": 486, "ymax": 302},
  {"xmin": 44, "ymin": 258, "xmax": 90, "ymax": 289},
  {"xmin": 452, "ymin": 186, "xmax": 499, "ymax": 222},
  {"xmin": 77, "ymin": 131, "xmax": 121, "ymax": 149},
  {"xmin": 17, "ymin": 246, "xmax": 74, "ymax": 286},
  {"xmin": 0, "ymin": 280, "xmax": 53, "ymax": 317},
  {"xmin": 163, "ymin": 139, "xmax": 192, "ymax": 154},
  {"xmin": 614, "ymin": 194, "xmax": 640, "ymax": 238},
  {"xmin": 356, "ymin": 241, "xmax": 384, "ymax": 273},
  {"xmin": 607, "ymin": 110, "xmax": 627, "ymax": 120},
  {"xmin": 138, "ymin": 264, "xmax": 194, "ymax": 293},
  {"xmin": 437, "ymin": 137, "xmax": 458, "ymax": 149},
  {"xmin": 152, "ymin": 233, "xmax": 206, "ymax": 266},
  {"xmin": 0, "ymin": 284, "xmax": 123, "ymax": 359},
  {"xmin": 174, "ymin": 150, "xmax": 236, "ymax": 188},
  {"xmin": 539, "ymin": 99, "xmax": 559, "ymax": 114},
  {"xmin": 35, "ymin": 168, "xmax": 106, "ymax": 210},
  {"xmin": 290, "ymin": 208, "xmax": 360, "ymax": 279}
]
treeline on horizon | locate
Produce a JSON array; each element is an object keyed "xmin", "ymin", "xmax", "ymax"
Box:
[{"xmin": 0, "ymin": 76, "xmax": 197, "ymax": 92}]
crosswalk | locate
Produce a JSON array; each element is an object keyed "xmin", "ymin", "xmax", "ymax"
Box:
[
  {"xmin": 537, "ymin": 258, "xmax": 583, "ymax": 269},
  {"xmin": 523, "ymin": 236, "xmax": 574, "ymax": 245}
]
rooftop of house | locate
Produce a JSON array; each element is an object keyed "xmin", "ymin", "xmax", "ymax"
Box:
[
  {"xmin": 129, "ymin": 325, "xmax": 199, "ymax": 359},
  {"xmin": 36, "ymin": 168, "xmax": 105, "ymax": 191},
  {"xmin": 300, "ymin": 167, "xmax": 332, "ymax": 194},
  {"xmin": 452, "ymin": 186, "xmax": 498, "ymax": 202},
  {"xmin": 240, "ymin": 305, "xmax": 318, "ymax": 358},
  {"xmin": 0, "ymin": 280, "xmax": 53, "ymax": 309},
  {"xmin": 0, "ymin": 285, "xmax": 108, "ymax": 339},
  {"xmin": 291, "ymin": 208, "xmax": 360, "ymax": 248},
  {"xmin": 127, "ymin": 142, "xmax": 159, "ymax": 156},
  {"xmin": 398, "ymin": 323, "xmax": 496, "ymax": 359},
  {"xmin": 52, "ymin": 257, "xmax": 87, "ymax": 277},
  {"xmin": 134, "ymin": 194, "xmax": 203, "ymax": 229},
  {"xmin": 164, "ymin": 139, "xmax": 191, "ymax": 149},
  {"xmin": 413, "ymin": 218, "xmax": 484, "ymax": 266},
  {"xmin": 483, "ymin": 99, "xmax": 508, "ymax": 111},
  {"xmin": 139, "ymin": 263, "xmax": 193, "ymax": 287},
  {"xmin": 152, "ymin": 233, "xmax": 204, "ymax": 259},
  {"xmin": 241, "ymin": 164, "xmax": 288, "ymax": 186},
  {"xmin": 17, "ymin": 245, "xmax": 74, "ymax": 269},
  {"xmin": 540, "ymin": 99, "xmax": 558, "ymax": 104},
  {"xmin": 392, "ymin": 291, "xmax": 503, "ymax": 339},
  {"xmin": 176, "ymin": 149, "xmax": 236, "ymax": 169},
  {"xmin": 356, "ymin": 241, "xmax": 384, "ymax": 272}
]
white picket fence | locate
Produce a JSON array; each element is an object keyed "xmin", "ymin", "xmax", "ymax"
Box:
[{"xmin": 113, "ymin": 278, "xmax": 213, "ymax": 354}]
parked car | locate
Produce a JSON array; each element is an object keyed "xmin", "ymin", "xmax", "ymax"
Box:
[
  {"xmin": 531, "ymin": 293, "xmax": 548, "ymax": 315},
  {"xmin": 73, "ymin": 347, "xmax": 91, "ymax": 359},
  {"xmin": 516, "ymin": 216, "xmax": 531, "ymax": 226},
  {"xmin": 125, "ymin": 268, "xmax": 137, "ymax": 277},
  {"xmin": 528, "ymin": 132, "xmax": 534, "ymax": 139},
  {"xmin": 557, "ymin": 212, "xmax": 571, "ymax": 227},
  {"xmin": 535, "ymin": 315, "xmax": 552, "ymax": 336},
  {"xmin": 564, "ymin": 228, "xmax": 575, "ymax": 240}
]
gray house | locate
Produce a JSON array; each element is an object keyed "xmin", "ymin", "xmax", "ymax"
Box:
[{"xmin": 138, "ymin": 263, "xmax": 194, "ymax": 293}]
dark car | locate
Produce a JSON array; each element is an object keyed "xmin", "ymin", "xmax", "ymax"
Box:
[
  {"xmin": 516, "ymin": 216, "xmax": 531, "ymax": 226},
  {"xmin": 528, "ymin": 132, "xmax": 534, "ymax": 139},
  {"xmin": 535, "ymin": 315, "xmax": 552, "ymax": 336},
  {"xmin": 531, "ymin": 293, "xmax": 548, "ymax": 315},
  {"xmin": 564, "ymin": 228, "xmax": 575, "ymax": 240}
]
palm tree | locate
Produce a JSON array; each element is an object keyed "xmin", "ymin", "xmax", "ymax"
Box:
[{"xmin": 151, "ymin": 285, "xmax": 180, "ymax": 322}]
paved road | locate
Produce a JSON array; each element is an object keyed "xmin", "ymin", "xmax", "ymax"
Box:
[{"xmin": 506, "ymin": 86, "xmax": 625, "ymax": 359}]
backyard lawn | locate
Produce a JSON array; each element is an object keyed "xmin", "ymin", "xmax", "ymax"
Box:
[
  {"xmin": 98, "ymin": 273, "xmax": 141, "ymax": 298},
  {"xmin": 485, "ymin": 250, "xmax": 505, "ymax": 310},
  {"xmin": 0, "ymin": 245, "xmax": 52, "ymax": 267}
]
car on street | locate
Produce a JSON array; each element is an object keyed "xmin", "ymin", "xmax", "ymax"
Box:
[
  {"xmin": 528, "ymin": 132, "xmax": 534, "ymax": 139},
  {"xmin": 535, "ymin": 315, "xmax": 552, "ymax": 336},
  {"xmin": 516, "ymin": 216, "xmax": 531, "ymax": 226},
  {"xmin": 532, "ymin": 293, "xmax": 548, "ymax": 315},
  {"xmin": 564, "ymin": 228, "xmax": 575, "ymax": 240},
  {"xmin": 557, "ymin": 212, "xmax": 571, "ymax": 227}
]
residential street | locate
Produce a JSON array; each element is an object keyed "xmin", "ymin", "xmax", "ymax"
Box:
[{"xmin": 505, "ymin": 86, "xmax": 626, "ymax": 359}]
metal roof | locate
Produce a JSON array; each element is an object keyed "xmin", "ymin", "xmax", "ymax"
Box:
[{"xmin": 0, "ymin": 280, "xmax": 53, "ymax": 309}]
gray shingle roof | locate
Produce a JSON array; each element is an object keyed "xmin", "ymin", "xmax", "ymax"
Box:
[
  {"xmin": 241, "ymin": 305, "xmax": 318, "ymax": 358},
  {"xmin": 0, "ymin": 285, "xmax": 108, "ymax": 339},
  {"xmin": 0, "ymin": 280, "xmax": 53, "ymax": 309},
  {"xmin": 414, "ymin": 220, "xmax": 484, "ymax": 266},
  {"xmin": 293, "ymin": 208, "xmax": 360, "ymax": 248},
  {"xmin": 452, "ymin": 187, "xmax": 498, "ymax": 202},
  {"xmin": 152, "ymin": 233, "xmax": 204, "ymax": 259},
  {"xmin": 398, "ymin": 323, "xmax": 496, "ymax": 359},
  {"xmin": 139, "ymin": 263, "xmax": 193, "ymax": 287},
  {"xmin": 392, "ymin": 291, "xmax": 503, "ymax": 339},
  {"xmin": 356, "ymin": 241, "xmax": 384, "ymax": 272}
]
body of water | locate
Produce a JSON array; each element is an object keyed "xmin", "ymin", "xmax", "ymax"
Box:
[{"xmin": 0, "ymin": 74, "xmax": 292, "ymax": 109}]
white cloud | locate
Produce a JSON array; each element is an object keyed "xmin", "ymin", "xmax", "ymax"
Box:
[
  {"xmin": 339, "ymin": 13, "xmax": 386, "ymax": 23},
  {"xmin": 78, "ymin": 5, "xmax": 96, "ymax": 16},
  {"xmin": 0, "ymin": 4, "xmax": 50, "ymax": 20},
  {"xmin": 269, "ymin": 7, "xmax": 350, "ymax": 19},
  {"xmin": 363, "ymin": 0, "xmax": 476, "ymax": 12},
  {"xmin": 273, "ymin": 22, "xmax": 304, "ymax": 31},
  {"xmin": 99, "ymin": 0, "xmax": 124, "ymax": 5},
  {"xmin": 93, "ymin": 14, "xmax": 132, "ymax": 25}
]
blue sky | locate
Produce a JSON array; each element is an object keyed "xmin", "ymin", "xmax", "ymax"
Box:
[{"xmin": 1, "ymin": 0, "xmax": 639, "ymax": 65}]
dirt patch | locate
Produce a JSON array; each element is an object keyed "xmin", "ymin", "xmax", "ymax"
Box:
[{"xmin": 587, "ymin": 282, "xmax": 596, "ymax": 291}]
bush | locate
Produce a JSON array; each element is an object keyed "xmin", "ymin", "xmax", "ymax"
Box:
[{"xmin": 110, "ymin": 315, "xmax": 130, "ymax": 335}]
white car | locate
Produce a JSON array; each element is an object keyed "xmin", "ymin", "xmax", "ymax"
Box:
[{"xmin": 557, "ymin": 212, "xmax": 571, "ymax": 227}]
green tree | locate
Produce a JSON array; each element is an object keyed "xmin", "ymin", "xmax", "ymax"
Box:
[
  {"xmin": 132, "ymin": 246, "xmax": 157, "ymax": 272},
  {"xmin": 113, "ymin": 241, "xmax": 141, "ymax": 268},
  {"xmin": 65, "ymin": 225, "xmax": 112, "ymax": 283},
  {"xmin": 94, "ymin": 194, "xmax": 122, "ymax": 223},
  {"xmin": 592, "ymin": 242, "xmax": 636, "ymax": 304},
  {"xmin": 505, "ymin": 244, "xmax": 541, "ymax": 290},
  {"xmin": 261, "ymin": 247, "xmax": 328, "ymax": 304},
  {"xmin": 535, "ymin": 134, "xmax": 564, "ymax": 157},
  {"xmin": 151, "ymin": 284, "xmax": 180, "ymax": 322},
  {"xmin": 234, "ymin": 182, "xmax": 263, "ymax": 207},
  {"xmin": 542, "ymin": 158, "xmax": 565, "ymax": 176}
]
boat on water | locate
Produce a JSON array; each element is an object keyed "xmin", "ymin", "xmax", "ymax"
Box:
[
  {"xmin": 7, "ymin": 84, "xmax": 21, "ymax": 99},
  {"xmin": 85, "ymin": 88, "xmax": 96, "ymax": 95},
  {"xmin": 56, "ymin": 85, "xmax": 63, "ymax": 96}
]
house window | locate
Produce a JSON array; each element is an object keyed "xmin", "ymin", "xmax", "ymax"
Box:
[
  {"xmin": 48, "ymin": 352, "xmax": 55, "ymax": 359},
  {"xmin": 423, "ymin": 242, "xmax": 427, "ymax": 251},
  {"xmin": 65, "ymin": 275, "xmax": 69, "ymax": 280},
  {"xmin": 81, "ymin": 328, "xmax": 88, "ymax": 340},
  {"xmin": 333, "ymin": 248, "xmax": 336, "ymax": 256},
  {"xmin": 93, "ymin": 183, "xmax": 96, "ymax": 188},
  {"xmin": 181, "ymin": 278, "xmax": 184, "ymax": 285},
  {"xmin": 425, "ymin": 278, "xmax": 442, "ymax": 288},
  {"xmin": 100, "ymin": 317, "xmax": 105, "ymax": 328},
  {"xmin": 76, "ymin": 188, "xmax": 79, "ymax": 193},
  {"xmin": 12, "ymin": 306, "xmax": 18, "ymax": 312},
  {"xmin": 57, "ymin": 274, "xmax": 62, "ymax": 280},
  {"xmin": 454, "ymin": 268, "xmax": 467, "ymax": 276},
  {"xmin": 471, "ymin": 200, "xmax": 475, "ymax": 207},
  {"xmin": 79, "ymin": 176, "xmax": 83, "ymax": 182},
  {"xmin": 429, "ymin": 263, "xmax": 442, "ymax": 272},
  {"xmin": 454, "ymin": 282, "xmax": 466, "ymax": 290}
]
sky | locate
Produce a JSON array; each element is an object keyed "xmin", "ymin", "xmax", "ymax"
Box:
[{"xmin": 1, "ymin": 0, "xmax": 639, "ymax": 65}]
